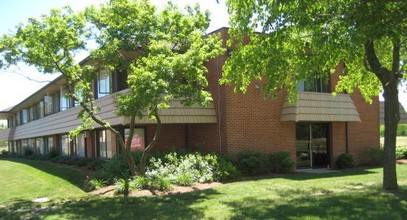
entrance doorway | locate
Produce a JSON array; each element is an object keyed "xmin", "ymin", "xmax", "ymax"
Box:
[{"xmin": 296, "ymin": 123, "xmax": 330, "ymax": 168}]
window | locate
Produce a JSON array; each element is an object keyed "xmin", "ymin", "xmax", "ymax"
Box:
[
  {"xmin": 15, "ymin": 113, "xmax": 20, "ymax": 126},
  {"xmin": 53, "ymin": 93, "xmax": 60, "ymax": 113},
  {"xmin": 47, "ymin": 137, "xmax": 54, "ymax": 155},
  {"xmin": 28, "ymin": 138, "xmax": 35, "ymax": 150},
  {"xmin": 44, "ymin": 95, "xmax": 55, "ymax": 115},
  {"xmin": 36, "ymin": 138, "xmax": 44, "ymax": 155},
  {"xmin": 97, "ymin": 70, "xmax": 112, "ymax": 98},
  {"xmin": 60, "ymin": 87, "xmax": 70, "ymax": 111},
  {"xmin": 97, "ymin": 130, "xmax": 113, "ymax": 158},
  {"xmin": 29, "ymin": 106, "xmax": 35, "ymax": 121},
  {"xmin": 125, "ymin": 128, "xmax": 145, "ymax": 151},
  {"xmin": 61, "ymin": 134, "xmax": 70, "ymax": 156},
  {"xmin": 98, "ymin": 130, "xmax": 107, "ymax": 158},
  {"xmin": 7, "ymin": 117, "xmax": 14, "ymax": 128},
  {"xmin": 36, "ymin": 101, "xmax": 44, "ymax": 119},
  {"xmin": 76, "ymin": 133, "xmax": 86, "ymax": 157},
  {"xmin": 298, "ymin": 77, "xmax": 328, "ymax": 93},
  {"xmin": 21, "ymin": 109, "xmax": 28, "ymax": 124},
  {"xmin": 22, "ymin": 139, "xmax": 28, "ymax": 152}
]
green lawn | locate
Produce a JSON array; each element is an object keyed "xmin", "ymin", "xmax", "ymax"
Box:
[
  {"xmin": 1, "ymin": 159, "xmax": 407, "ymax": 219},
  {"xmin": 380, "ymin": 136, "xmax": 407, "ymax": 147},
  {"xmin": 0, "ymin": 159, "xmax": 86, "ymax": 204}
]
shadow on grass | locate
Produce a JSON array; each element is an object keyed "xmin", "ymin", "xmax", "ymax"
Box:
[
  {"xmin": 285, "ymin": 167, "xmax": 379, "ymax": 181},
  {"xmin": 0, "ymin": 158, "xmax": 85, "ymax": 189},
  {"xmin": 223, "ymin": 187, "xmax": 407, "ymax": 220},
  {"xmin": 3, "ymin": 186, "xmax": 407, "ymax": 220},
  {"xmin": 233, "ymin": 167, "xmax": 380, "ymax": 183},
  {"xmin": 1, "ymin": 189, "xmax": 222, "ymax": 220}
]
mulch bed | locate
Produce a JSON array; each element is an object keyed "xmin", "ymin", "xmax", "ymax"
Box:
[
  {"xmin": 397, "ymin": 159, "xmax": 407, "ymax": 164},
  {"xmin": 90, "ymin": 182, "xmax": 222, "ymax": 197}
]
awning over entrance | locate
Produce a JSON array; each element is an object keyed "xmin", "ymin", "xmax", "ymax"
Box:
[
  {"xmin": 123, "ymin": 99, "xmax": 218, "ymax": 124},
  {"xmin": 281, "ymin": 92, "xmax": 360, "ymax": 122},
  {"xmin": 380, "ymin": 101, "xmax": 407, "ymax": 124}
]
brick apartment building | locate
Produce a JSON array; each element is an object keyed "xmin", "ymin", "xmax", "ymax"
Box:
[{"xmin": 0, "ymin": 27, "xmax": 380, "ymax": 169}]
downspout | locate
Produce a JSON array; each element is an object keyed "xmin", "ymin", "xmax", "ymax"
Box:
[
  {"xmin": 345, "ymin": 122, "xmax": 349, "ymax": 154},
  {"xmin": 216, "ymin": 56, "xmax": 222, "ymax": 153}
]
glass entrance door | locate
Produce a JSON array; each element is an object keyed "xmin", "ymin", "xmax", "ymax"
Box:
[{"xmin": 296, "ymin": 123, "xmax": 329, "ymax": 168}]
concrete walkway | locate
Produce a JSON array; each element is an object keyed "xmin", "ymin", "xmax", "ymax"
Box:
[{"xmin": 296, "ymin": 168, "xmax": 339, "ymax": 174}]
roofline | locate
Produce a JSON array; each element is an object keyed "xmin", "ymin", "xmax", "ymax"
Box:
[
  {"xmin": 206, "ymin": 27, "xmax": 229, "ymax": 36},
  {"xmin": 2, "ymin": 27, "xmax": 230, "ymax": 114},
  {"xmin": 5, "ymin": 74, "xmax": 64, "ymax": 113}
]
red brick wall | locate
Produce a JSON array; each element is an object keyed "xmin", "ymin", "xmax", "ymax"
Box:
[
  {"xmin": 329, "ymin": 62, "xmax": 380, "ymax": 166},
  {"xmin": 348, "ymin": 91, "xmax": 380, "ymax": 165},
  {"xmin": 331, "ymin": 122, "xmax": 347, "ymax": 167},
  {"xmin": 146, "ymin": 124, "xmax": 187, "ymax": 152},
  {"xmin": 221, "ymin": 85, "xmax": 296, "ymax": 158}
]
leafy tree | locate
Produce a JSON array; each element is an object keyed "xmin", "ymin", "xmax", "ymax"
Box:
[
  {"xmin": 223, "ymin": 0, "xmax": 406, "ymax": 190},
  {"xmin": 0, "ymin": 0, "xmax": 224, "ymax": 175}
]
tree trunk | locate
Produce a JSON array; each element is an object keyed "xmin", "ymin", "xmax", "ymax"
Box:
[
  {"xmin": 120, "ymin": 115, "xmax": 138, "ymax": 176},
  {"xmin": 364, "ymin": 40, "xmax": 400, "ymax": 190},
  {"xmin": 139, "ymin": 109, "xmax": 162, "ymax": 176},
  {"xmin": 382, "ymin": 82, "xmax": 399, "ymax": 190}
]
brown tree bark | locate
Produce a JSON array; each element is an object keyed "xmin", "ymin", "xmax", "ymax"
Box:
[
  {"xmin": 365, "ymin": 40, "xmax": 400, "ymax": 190},
  {"xmin": 139, "ymin": 107, "xmax": 162, "ymax": 176}
]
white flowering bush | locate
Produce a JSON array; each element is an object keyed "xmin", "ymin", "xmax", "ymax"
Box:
[{"xmin": 145, "ymin": 152, "xmax": 239, "ymax": 187}]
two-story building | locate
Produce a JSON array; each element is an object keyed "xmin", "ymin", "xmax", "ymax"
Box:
[{"xmin": 0, "ymin": 28, "xmax": 379, "ymax": 168}]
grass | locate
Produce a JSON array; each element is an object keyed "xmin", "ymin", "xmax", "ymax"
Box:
[
  {"xmin": 1, "ymin": 158, "xmax": 407, "ymax": 219},
  {"xmin": 0, "ymin": 158, "xmax": 86, "ymax": 204},
  {"xmin": 380, "ymin": 136, "xmax": 407, "ymax": 147}
]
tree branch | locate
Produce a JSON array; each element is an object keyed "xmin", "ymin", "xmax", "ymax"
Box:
[
  {"xmin": 364, "ymin": 40, "xmax": 391, "ymax": 84},
  {"xmin": 392, "ymin": 40, "xmax": 400, "ymax": 74}
]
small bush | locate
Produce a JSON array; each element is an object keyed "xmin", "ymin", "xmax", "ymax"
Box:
[
  {"xmin": 366, "ymin": 147, "xmax": 384, "ymax": 166},
  {"xmin": 212, "ymin": 156, "xmax": 240, "ymax": 181},
  {"xmin": 86, "ymin": 158, "xmax": 106, "ymax": 171},
  {"xmin": 234, "ymin": 151, "xmax": 267, "ymax": 175},
  {"xmin": 113, "ymin": 178, "xmax": 134, "ymax": 195},
  {"xmin": 268, "ymin": 151, "xmax": 294, "ymax": 173},
  {"xmin": 24, "ymin": 148, "xmax": 34, "ymax": 157},
  {"xmin": 148, "ymin": 173, "xmax": 172, "ymax": 191},
  {"xmin": 176, "ymin": 172, "xmax": 194, "ymax": 186},
  {"xmin": 396, "ymin": 146, "xmax": 407, "ymax": 160},
  {"xmin": 84, "ymin": 178, "xmax": 107, "ymax": 192},
  {"xmin": 129, "ymin": 176, "xmax": 148, "ymax": 189},
  {"xmin": 89, "ymin": 151, "xmax": 143, "ymax": 184},
  {"xmin": 336, "ymin": 153, "xmax": 355, "ymax": 169},
  {"xmin": 48, "ymin": 149, "xmax": 59, "ymax": 158}
]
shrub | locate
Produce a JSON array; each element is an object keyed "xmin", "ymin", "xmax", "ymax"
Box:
[
  {"xmin": 268, "ymin": 151, "xmax": 294, "ymax": 173},
  {"xmin": 147, "ymin": 171, "xmax": 172, "ymax": 191},
  {"xmin": 336, "ymin": 153, "xmax": 355, "ymax": 169},
  {"xmin": 176, "ymin": 172, "xmax": 194, "ymax": 186},
  {"xmin": 234, "ymin": 151, "xmax": 268, "ymax": 175},
  {"xmin": 84, "ymin": 178, "xmax": 107, "ymax": 192},
  {"xmin": 365, "ymin": 147, "xmax": 384, "ymax": 166},
  {"xmin": 212, "ymin": 155, "xmax": 240, "ymax": 181},
  {"xmin": 24, "ymin": 148, "xmax": 34, "ymax": 157},
  {"xmin": 129, "ymin": 176, "xmax": 148, "ymax": 189},
  {"xmin": 113, "ymin": 178, "xmax": 137, "ymax": 195},
  {"xmin": 86, "ymin": 158, "xmax": 106, "ymax": 171},
  {"xmin": 396, "ymin": 146, "xmax": 407, "ymax": 160},
  {"xmin": 48, "ymin": 149, "xmax": 59, "ymax": 158},
  {"xmin": 145, "ymin": 152, "xmax": 239, "ymax": 188}
]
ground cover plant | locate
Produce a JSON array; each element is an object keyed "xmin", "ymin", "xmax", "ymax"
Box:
[{"xmin": 1, "ymin": 158, "xmax": 406, "ymax": 219}]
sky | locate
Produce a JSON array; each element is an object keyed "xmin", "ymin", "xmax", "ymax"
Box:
[{"xmin": 0, "ymin": 0, "xmax": 406, "ymax": 115}]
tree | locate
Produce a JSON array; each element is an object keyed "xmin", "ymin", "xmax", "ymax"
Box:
[
  {"xmin": 0, "ymin": 0, "xmax": 224, "ymax": 175},
  {"xmin": 223, "ymin": 0, "xmax": 406, "ymax": 190}
]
